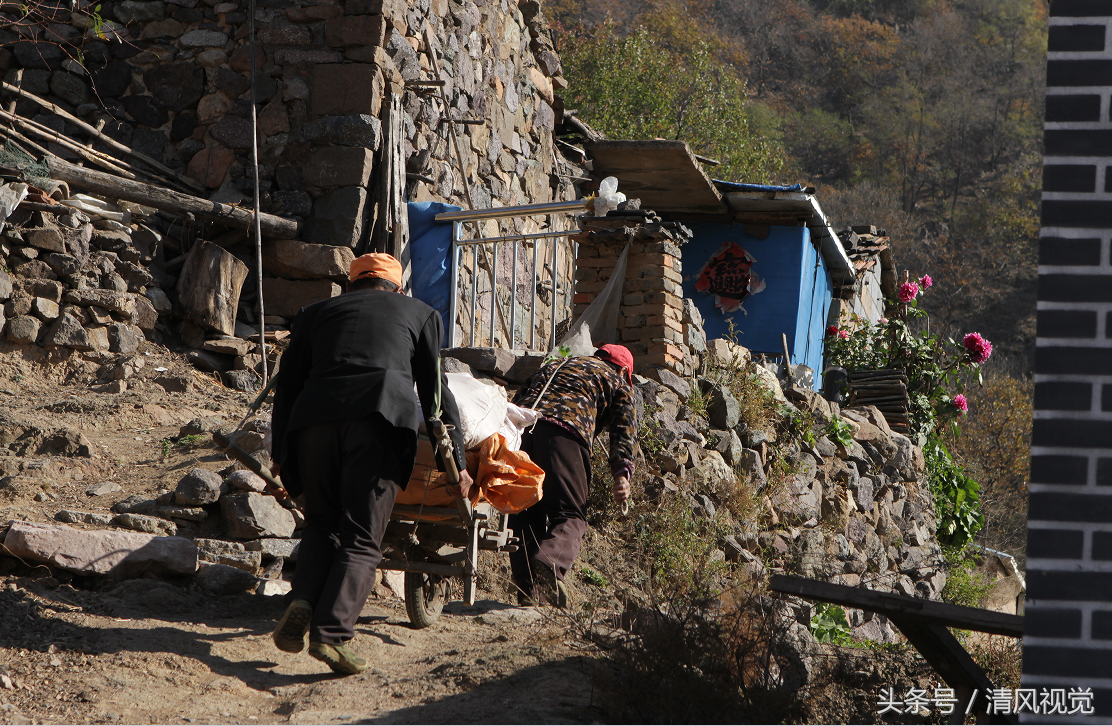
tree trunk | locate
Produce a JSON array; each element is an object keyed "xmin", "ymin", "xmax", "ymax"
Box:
[
  {"xmin": 176, "ymin": 240, "xmax": 249, "ymax": 336},
  {"xmin": 46, "ymin": 157, "xmax": 300, "ymax": 240}
]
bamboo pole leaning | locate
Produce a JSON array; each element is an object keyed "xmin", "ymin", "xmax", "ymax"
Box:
[
  {"xmin": 0, "ymin": 109, "xmax": 139, "ymax": 180},
  {"xmin": 46, "ymin": 156, "xmax": 300, "ymax": 239},
  {"xmin": 0, "ymin": 81, "xmax": 206, "ymax": 195}
]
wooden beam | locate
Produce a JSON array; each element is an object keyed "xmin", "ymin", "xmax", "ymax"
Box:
[
  {"xmin": 769, "ymin": 574, "xmax": 1023, "ymax": 637},
  {"xmin": 889, "ymin": 618, "xmax": 1016, "ymax": 724},
  {"xmin": 46, "ymin": 157, "xmax": 300, "ymax": 239}
]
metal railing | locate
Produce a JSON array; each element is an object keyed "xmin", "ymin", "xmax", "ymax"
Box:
[{"xmin": 435, "ymin": 200, "xmax": 584, "ymax": 351}]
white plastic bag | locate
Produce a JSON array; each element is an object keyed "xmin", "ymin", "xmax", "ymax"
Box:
[
  {"xmin": 0, "ymin": 183, "xmax": 28, "ymax": 219},
  {"xmin": 499, "ymin": 402, "xmax": 542, "ymax": 452},
  {"xmin": 446, "ymin": 372, "xmax": 508, "ymax": 450},
  {"xmin": 60, "ymin": 193, "xmax": 130, "ymax": 225},
  {"xmin": 593, "ymin": 176, "xmax": 627, "ymax": 216}
]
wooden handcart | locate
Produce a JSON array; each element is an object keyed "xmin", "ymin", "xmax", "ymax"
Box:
[{"xmin": 379, "ymin": 431, "xmax": 520, "ymax": 628}]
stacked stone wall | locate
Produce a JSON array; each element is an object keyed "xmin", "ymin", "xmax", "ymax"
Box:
[{"xmin": 0, "ymin": 0, "xmax": 575, "ymax": 363}]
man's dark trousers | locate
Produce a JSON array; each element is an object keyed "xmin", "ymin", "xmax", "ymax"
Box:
[
  {"xmin": 290, "ymin": 415, "xmax": 400, "ymax": 645},
  {"xmin": 509, "ymin": 420, "xmax": 592, "ymax": 595}
]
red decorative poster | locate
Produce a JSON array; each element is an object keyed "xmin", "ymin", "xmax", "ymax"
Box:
[{"xmin": 694, "ymin": 241, "xmax": 766, "ymax": 314}]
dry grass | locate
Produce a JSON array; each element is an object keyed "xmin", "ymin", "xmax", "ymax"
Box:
[{"xmin": 967, "ymin": 635, "xmax": 1023, "ymax": 690}]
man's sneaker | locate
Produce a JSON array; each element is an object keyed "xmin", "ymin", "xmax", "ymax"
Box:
[
  {"xmin": 308, "ymin": 641, "xmax": 368, "ymax": 675},
  {"xmin": 531, "ymin": 558, "xmax": 568, "ymax": 609},
  {"xmin": 272, "ymin": 599, "xmax": 312, "ymax": 653}
]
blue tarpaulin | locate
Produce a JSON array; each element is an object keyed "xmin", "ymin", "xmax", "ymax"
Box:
[
  {"xmin": 712, "ymin": 181, "xmax": 808, "ymax": 193},
  {"xmin": 408, "ymin": 201, "xmax": 461, "ymax": 343}
]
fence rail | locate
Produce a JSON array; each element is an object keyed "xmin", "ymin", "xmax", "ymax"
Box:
[{"xmin": 437, "ymin": 201, "xmax": 583, "ymax": 351}]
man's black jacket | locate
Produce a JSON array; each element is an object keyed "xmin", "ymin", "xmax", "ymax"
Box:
[{"xmin": 271, "ymin": 288, "xmax": 466, "ymax": 498}]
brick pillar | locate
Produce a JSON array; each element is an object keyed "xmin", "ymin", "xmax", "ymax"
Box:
[
  {"xmin": 572, "ymin": 219, "xmax": 692, "ymax": 375},
  {"xmin": 1023, "ymin": 5, "xmax": 1112, "ymax": 718}
]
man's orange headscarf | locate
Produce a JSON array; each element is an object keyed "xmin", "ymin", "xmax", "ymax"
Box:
[{"xmin": 349, "ymin": 253, "xmax": 403, "ymax": 288}]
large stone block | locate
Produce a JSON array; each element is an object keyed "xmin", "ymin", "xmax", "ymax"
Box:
[
  {"xmin": 194, "ymin": 538, "xmax": 262, "ymax": 572},
  {"xmin": 195, "ymin": 562, "xmax": 260, "ymax": 595},
  {"xmin": 144, "ymin": 62, "xmax": 204, "ymax": 113},
  {"xmin": 45, "ymin": 312, "xmax": 94, "ymax": 350},
  {"xmin": 5, "ymin": 315, "xmax": 41, "ymax": 344},
  {"xmin": 324, "ymin": 14, "xmax": 385, "ymax": 47},
  {"xmin": 304, "ymin": 186, "xmax": 368, "ymax": 247},
  {"xmin": 221, "ymin": 492, "xmax": 296, "ymax": 539},
  {"xmin": 2, "ymin": 521, "xmax": 197, "ymax": 576},
  {"xmin": 312, "ymin": 64, "xmax": 383, "ymax": 117},
  {"xmin": 64, "ymin": 289, "xmax": 135, "ymax": 315},
  {"xmin": 303, "ymin": 146, "xmax": 374, "ymax": 187},
  {"xmin": 261, "ymin": 278, "xmax": 340, "ymax": 318},
  {"xmin": 300, "ymin": 114, "xmax": 381, "ymax": 148},
  {"xmin": 273, "ymin": 49, "xmax": 343, "ymax": 64},
  {"xmin": 25, "ymin": 226, "xmax": 66, "ymax": 252},
  {"xmin": 175, "ymin": 467, "xmax": 224, "ymax": 506},
  {"xmin": 187, "ymin": 146, "xmax": 235, "ymax": 188},
  {"xmin": 263, "ymin": 239, "xmax": 354, "ymax": 281}
]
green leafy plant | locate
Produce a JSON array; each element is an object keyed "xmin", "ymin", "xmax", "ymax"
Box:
[
  {"xmin": 556, "ymin": 16, "xmax": 784, "ymax": 183},
  {"xmin": 779, "ymin": 404, "xmax": 816, "ymax": 447},
  {"xmin": 924, "ymin": 438, "xmax": 985, "ymax": 548},
  {"xmin": 543, "ymin": 344, "xmax": 572, "ymax": 365},
  {"xmin": 825, "ymin": 416, "xmax": 854, "ymax": 448},
  {"xmin": 809, "ymin": 602, "xmax": 852, "ymax": 645},
  {"xmin": 579, "ymin": 565, "xmax": 609, "ymax": 588},
  {"xmin": 685, "ymin": 379, "xmax": 709, "ymax": 419},
  {"xmin": 177, "ymin": 434, "xmax": 208, "ymax": 448},
  {"xmin": 159, "ymin": 438, "xmax": 173, "ymax": 460},
  {"xmin": 636, "ymin": 496, "xmax": 732, "ymax": 598},
  {"xmin": 940, "ymin": 545, "xmax": 993, "ymax": 609}
]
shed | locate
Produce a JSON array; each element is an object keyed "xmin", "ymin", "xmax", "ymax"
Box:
[{"xmin": 587, "ymin": 140, "xmax": 858, "ymax": 389}]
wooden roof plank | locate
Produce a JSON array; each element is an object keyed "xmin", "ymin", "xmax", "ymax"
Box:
[{"xmin": 587, "ymin": 140, "xmax": 727, "ymax": 214}]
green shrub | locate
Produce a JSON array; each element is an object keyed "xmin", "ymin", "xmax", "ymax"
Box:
[
  {"xmin": 941, "ymin": 545, "xmax": 993, "ymax": 609},
  {"xmin": 924, "ymin": 439, "xmax": 985, "ymax": 548},
  {"xmin": 635, "ymin": 496, "xmax": 732, "ymax": 598},
  {"xmin": 810, "ymin": 602, "xmax": 852, "ymax": 645}
]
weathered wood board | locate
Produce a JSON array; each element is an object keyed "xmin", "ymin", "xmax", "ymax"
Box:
[
  {"xmin": 176, "ymin": 240, "xmax": 249, "ymax": 335},
  {"xmin": 586, "ymin": 140, "xmax": 727, "ymax": 214}
]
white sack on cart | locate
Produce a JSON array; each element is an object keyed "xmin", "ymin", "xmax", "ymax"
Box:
[
  {"xmin": 499, "ymin": 403, "xmax": 541, "ymax": 452},
  {"xmin": 445, "ymin": 372, "xmax": 507, "ymax": 450}
]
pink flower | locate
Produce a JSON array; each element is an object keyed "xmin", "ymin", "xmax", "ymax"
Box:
[
  {"xmin": 953, "ymin": 394, "xmax": 968, "ymax": 415},
  {"xmin": 919, "ymin": 274, "xmax": 933, "ymax": 289},
  {"xmin": 898, "ymin": 281, "xmax": 920, "ymax": 303},
  {"xmin": 879, "ymin": 318, "xmax": 889, "ymax": 324},
  {"xmin": 962, "ymin": 332, "xmax": 993, "ymax": 364},
  {"xmin": 838, "ymin": 329, "xmax": 849, "ymax": 339}
]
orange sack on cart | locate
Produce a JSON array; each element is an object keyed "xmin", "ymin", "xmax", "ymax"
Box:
[
  {"xmin": 395, "ymin": 433, "xmax": 543, "ymax": 515},
  {"xmin": 472, "ymin": 433, "xmax": 544, "ymax": 514}
]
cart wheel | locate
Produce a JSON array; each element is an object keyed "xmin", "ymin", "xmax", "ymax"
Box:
[{"xmin": 405, "ymin": 571, "xmax": 449, "ymax": 628}]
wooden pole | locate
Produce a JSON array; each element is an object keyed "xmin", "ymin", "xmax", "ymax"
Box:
[
  {"xmin": 46, "ymin": 156, "xmax": 300, "ymax": 239},
  {"xmin": 248, "ymin": 0, "xmax": 268, "ymax": 383},
  {"xmin": 0, "ymin": 110, "xmax": 139, "ymax": 180}
]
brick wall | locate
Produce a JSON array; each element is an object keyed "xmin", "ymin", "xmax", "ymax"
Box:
[
  {"xmin": 572, "ymin": 218, "xmax": 695, "ymax": 375},
  {"xmin": 1024, "ymin": 1, "xmax": 1112, "ymax": 719}
]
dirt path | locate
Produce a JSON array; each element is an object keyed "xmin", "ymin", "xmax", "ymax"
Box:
[
  {"xmin": 0, "ymin": 577, "xmax": 600, "ymax": 725},
  {"xmin": 0, "ymin": 346, "xmax": 605, "ymax": 725}
]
